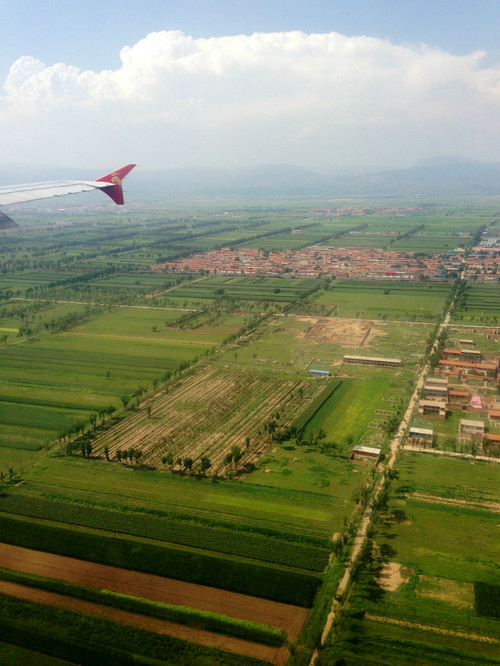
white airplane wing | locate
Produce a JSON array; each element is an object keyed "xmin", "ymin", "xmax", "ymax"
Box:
[{"xmin": 0, "ymin": 164, "xmax": 135, "ymax": 228}]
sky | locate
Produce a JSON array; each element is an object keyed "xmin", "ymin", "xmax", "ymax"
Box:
[{"xmin": 1, "ymin": 0, "xmax": 500, "ymax": 172}]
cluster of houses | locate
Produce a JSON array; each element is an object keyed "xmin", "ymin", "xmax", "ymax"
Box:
[
  {"xmin": 463, "ymin": 227, "xmax": 500, "ymax": 281},
  {"xmin": 414, "ymin": 340, "xmax": 500, "ymax": 450},
  {"xmin": 152, "ymin": 245, "xmax": 464, "ymax": 281},
  {"xmin": 464, "ymin": 246, "xmax": 500, "ymax": 282},
  {"xmin": 309, "ymin": 206, "xmax": 421, "ymax": 217}
]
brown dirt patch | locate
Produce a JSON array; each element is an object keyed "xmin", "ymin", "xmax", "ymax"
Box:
[
  {"xmin": 376, "ymin": 562, "xmax": 411, "ymax": 592},
  {"xmin": 304, "ymin": 317, "xmax": 374, "ymax": 346},
  {"xmin": 0, "ymin": 580, "xmax": 289, "ymax": 665},
  {"xmin": 0, "ymin": 544, "xmax": 307, "ymax": 638}
]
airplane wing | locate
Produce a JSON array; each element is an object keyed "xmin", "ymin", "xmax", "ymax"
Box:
[{"xmin": 0, "ymin": 164, "xmax": 136, "ymax": 229}]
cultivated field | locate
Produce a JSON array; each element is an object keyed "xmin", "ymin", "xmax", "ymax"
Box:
[
  {"xmin": 0, "ymin": 197, "xmax": 499, "ymax": 665},
  {"xmin": 326, "ymin": 452, "xmax": 500, "ymax": 665},
  {"xmin": 312, "ymin": 280, "xmax": 451, "ymax": 321},
  {"xmin": 92, "ymin": 365, "xmax": 325, "ymax": 473}
]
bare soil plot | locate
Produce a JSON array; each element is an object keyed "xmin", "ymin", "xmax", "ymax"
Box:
[
  {"xmin": 0, "ymin": 580, "xmax": 289, "ymax": 665},
  {"xmin": 376, "ymin": 562, "xmax": 412, "ymax": 592},
  {"xmin": 303, "ymin": 317, "xmax": 374, "ymax": 346},
  {"xmin": 0, "ymin": 543, "xmax": 308, "ymax": 637}
]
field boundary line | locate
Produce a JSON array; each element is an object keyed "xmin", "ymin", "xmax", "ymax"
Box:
[
  {"xmin": 365, "ymin": 613, "xmax": 499, "ymax": 644},
  {"xmin": 409, "ymin": 492, "xmax": 500, "ymax": 512},
  {"xmin": 403, "ymin": 444, "xmax": 500, "ymax": 464}
]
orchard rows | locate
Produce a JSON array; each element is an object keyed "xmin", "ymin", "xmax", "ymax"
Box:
[{"xmin": 93, "ymin": 365, "xmax": 323, "ymax": 474}]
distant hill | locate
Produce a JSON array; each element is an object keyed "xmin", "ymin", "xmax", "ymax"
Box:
[
  {"xmin": 131, "ymin": 164, "xmax": 329, "ymax": 197},
  {"xmin": 1, "ymin": 157, "xmax": 499, "ymax": 198},
  {"xmin": 328, "ymin": 157, "xmax": 500, "ymax": 197},
  {"xmin": 130, "ymin": 157, "xmax": 500, "ymax": 198}
]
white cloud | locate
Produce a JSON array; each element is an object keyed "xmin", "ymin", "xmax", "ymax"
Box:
[{"xmin": 2, "ymin": 30, "xmax": 500, "ymax": 169}]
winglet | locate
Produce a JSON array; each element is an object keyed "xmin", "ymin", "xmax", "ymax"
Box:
[{"xmin": 95, "ymin": 164, "xmax": 136, "ymax": 205}]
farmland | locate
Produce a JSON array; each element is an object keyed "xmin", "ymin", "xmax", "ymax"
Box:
[
  {"xmin": 452, "ymin": 282, "xmax": 500, "ymax": 323},
  {"xmin": 325, "ymin": 452, "xmax": 500, "ymax": 665},
  {"xmin": 92, "ymin": 365, "xmax": 326, "ymax": 474},
  {"xmin": 312, "ymin": 280, "xmax": 451, "ymax": 321},
  {"xmin": 0, "ymin": 196, "xmax": 499, "ymax": 664}
]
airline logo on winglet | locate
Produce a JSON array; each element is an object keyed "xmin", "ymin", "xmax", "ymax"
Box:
[{"xmin": 95, "ymin": 164, "xmax": 136, "ymax": 205}]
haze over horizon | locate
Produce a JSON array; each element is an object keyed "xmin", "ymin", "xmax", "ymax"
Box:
[{"xmin": 1, "ymin": 1, "xmax": 500, "ymax": 173}]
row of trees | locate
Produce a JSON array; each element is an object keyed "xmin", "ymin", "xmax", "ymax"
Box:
[{"xmin": 161, "ymin": 453, "xmax": 212, "ymax": 476}]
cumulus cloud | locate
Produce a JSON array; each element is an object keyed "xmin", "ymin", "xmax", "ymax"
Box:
[{"xmin": 2, "ymin": 30, "xmax": 500, "ymax": 169}]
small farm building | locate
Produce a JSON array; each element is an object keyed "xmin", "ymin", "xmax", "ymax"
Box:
[
  {"xmin": 418, "ymin": 400, "xmax": 446, "ymax": 419},
  {"xmin": 425, "ymin": 377, "xmax": 448, "ymax": 388},
  {"xmin": 489, "ymin": 409, "xmax": 500, "ymax": 421},
  {"xmin": 409, "ymin": 427, "xmax": 433, "ymax": 438},
  {"xmin": 349, "ymin": 445, "xmax": 381, "ymax": 464},
  {"xmin": 343, "ymin": 355, "xmax": 401, "ymax": 367},
  {"xmin": 309, "ymin": 369, "xmax": 330, "ymax": 377},
  {"xmin": 448, "ymin": 390, "xmax": 469, "ymax": 402},
  {"xmin": 470, "ymin": 395, "xmax": 483, "ymax": 410},
  {"xmin": 462, "ymin": 349, "xmax": 482, "ymax": 362},
  {"xmin": 459, "ymin": 419, "xmax": 485, "ymax": 440},
  {"xmin": 424, "ymin": 379, "xmax": 448, "ymax": 399}
]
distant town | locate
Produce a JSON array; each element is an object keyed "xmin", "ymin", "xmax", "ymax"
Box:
[
  {"xmin": 153, "ymin": 226, "xmax": 499, "ymax": 282},
  {"xmin": 153, "ymin": 244, "xmax": 497, "ymax": 282}
]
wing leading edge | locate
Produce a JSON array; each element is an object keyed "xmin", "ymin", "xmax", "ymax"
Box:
[{"xmin": 0, "ymin": 164, "xmax": 135, "ymax": 229}]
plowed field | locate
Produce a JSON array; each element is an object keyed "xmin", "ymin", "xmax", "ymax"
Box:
[
  {"xmin": 0, "ymin": 580, "xmax": 289, "ymax": 664},
  {"xmin": 0, "ymin": 543, "xmax": 308, "ymax": 637}
]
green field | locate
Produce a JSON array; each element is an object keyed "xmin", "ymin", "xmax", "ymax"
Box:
[
  {"xmin": 0, "ymin": 198, "xmax": 499, "ymax": 665},
  {"xmin": 452, "ymin": 282, "xmax": 500, "ymax": 323},
  {"xmin": 305, "ymin": 378, "xmax": 390, "ymax": 447},
  {"xmin": 165, "ymin": 275, "xmax": 321, "ymax": 303},
  {"xmin": 312, "ymin": 280, "xmax": 451, "ymax": 321},
  {"xmin": 327, "ymin": 451, "xmax": 500, "ymax": 664},
  {"xmin": 16, "ymin": 456, "xmax": 340, "ymax": 537}
]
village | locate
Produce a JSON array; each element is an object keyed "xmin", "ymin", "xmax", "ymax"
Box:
[
  {"xmin": 411, "ymin": 336, "xmax": 500, "ymax": 456},
  {"xmin": 153, "ymin": 245, "xmax": 468, "ymax": 280}
]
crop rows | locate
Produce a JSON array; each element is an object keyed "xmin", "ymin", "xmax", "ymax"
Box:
[
  {"xmin": 0, "ymin": 514, "xmax": 321, "ymax": 607},
  {"xmin": 0, "ymin": 493, "xmax": 330, "ymax": 571},
  {"xmin": 93, "ymin": 365, "xmax": 323, "ymax": 473},
  {"xmin": 0, "ymin": 598, "xmax": 263, "ymax": 666}
]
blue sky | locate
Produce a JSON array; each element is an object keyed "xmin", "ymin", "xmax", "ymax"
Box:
[
  {"xmin": 1, "ymin": 1, "xmax": 500, "ymax": 170},
  {"xmin": 3, "ymin": 0, "xmax": 498, "ymax": 78}
]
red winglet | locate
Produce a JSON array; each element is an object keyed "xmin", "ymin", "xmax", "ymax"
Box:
[{"xmin": 95, "ymin": 164, "xmax": 136, "ymax": 205}]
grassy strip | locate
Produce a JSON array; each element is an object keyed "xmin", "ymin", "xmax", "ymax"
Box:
[
  {"xmin": 0, "ymin": 493, "xmax": 329, "ymax": 571},
  {"xmin": 0, "ymin": 596, "xmax": 267, "ymax": 666},
  {"xmin": 4, "ymin": 486, "xmax": 332, "ymax": 545},
  {"xmin": 0, "ymin": 514, "xmax": 321, "ymax": 607},
  {"xmin": 0, "ymin": 440, "xmax": 43, "ymax": 451},
  {"xmin": 0, "ymin": 567, "xmax": 287, "ymax": 646},
  {"xmin": 293, "ymin": 379, "xmax": 342, "ymax": 432}
]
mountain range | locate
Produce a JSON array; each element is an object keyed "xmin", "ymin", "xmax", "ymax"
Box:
[{"xmin": 1, "ymin": 156, "xmax": 499, "ymax": 199}]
